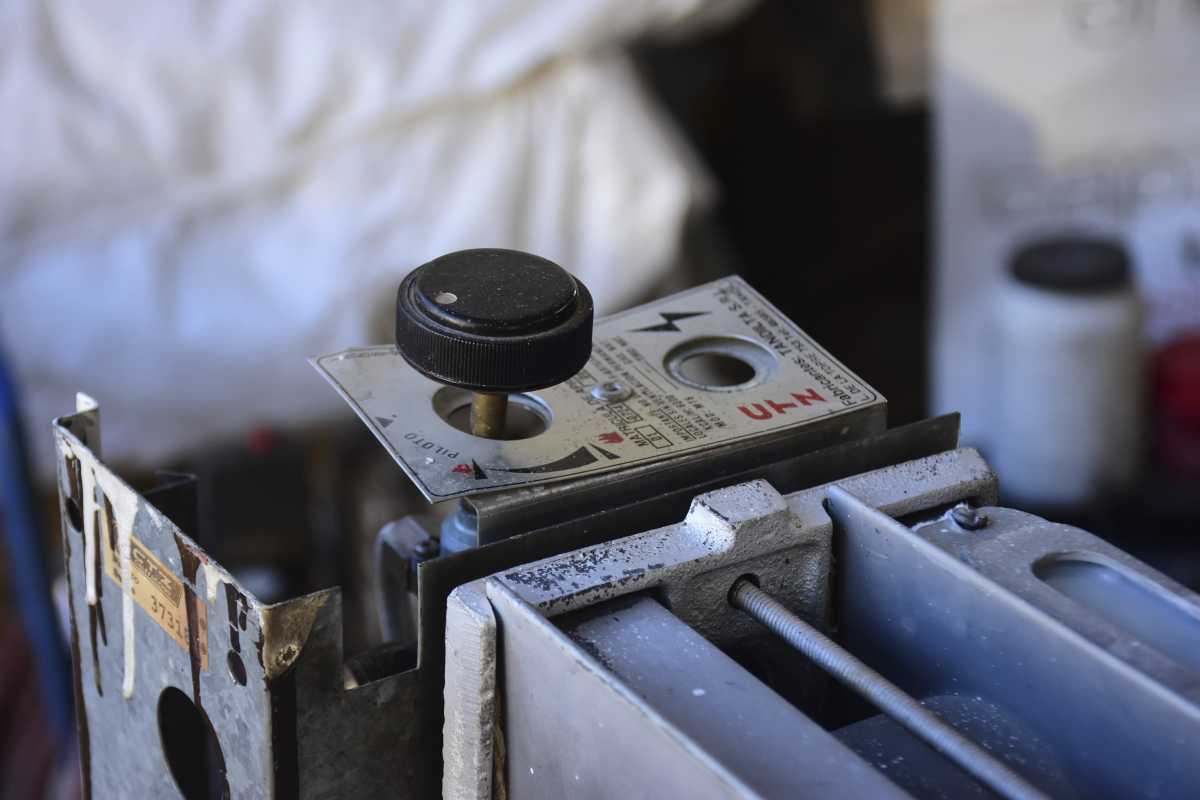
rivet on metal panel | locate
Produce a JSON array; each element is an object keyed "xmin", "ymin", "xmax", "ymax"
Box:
[{"xmin": 589, "ymin": 381, "xmax": 633, "ymax": 403}]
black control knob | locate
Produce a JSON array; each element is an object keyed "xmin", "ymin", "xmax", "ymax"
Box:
[{"xmin": 395, "ymin": 248, "xmax": 594, "ymax": 437}]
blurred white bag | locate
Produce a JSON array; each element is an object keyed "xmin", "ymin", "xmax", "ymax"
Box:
[
  {"xmin": 0, "ymin": 0, "xmax": 750, "ymax": 477},
  {"xmin": 934, "ymin": 0, "xmax": 1200, "ymax": 460}
]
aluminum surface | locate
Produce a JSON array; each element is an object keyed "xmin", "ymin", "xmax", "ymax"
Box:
[
  {"xmin": 833, "ymin": 695, "xmax": 1074, "ymax": 800},
  {"xmin": 443, "ymin": 447, "xmax": 996, "ymax": 797},
  {"xmin": 831, "ymin": 488, "xmax": 1200, "ymax": 799},
  {"xmin": 419, "ymin": 414, "xmax": 953, "ymax": 794},
  {"xmin": 730, "ymin": 578, "xmax": 1047, "ymax": 800},
  {"xmin": 552, "ymin": 594, "xmax": 909, "ymax": 799},
  {"xmin": 314, "ymin": 276, "xmax": 884, "ymax": 500},
  {"xmin": 489, "ymin": 582, "xmax": 757, "ymax": 799}
]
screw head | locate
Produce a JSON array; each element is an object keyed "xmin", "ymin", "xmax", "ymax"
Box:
[
  {"xmin": 951, "ymin": 502, "xmax": 988, "ymax": 531},
  {"xmin": 413, "ymin": 537, "xmax": 440, "ymax": 561},
  {"xmin": 590, "ymin": 381, "xmax": 632, "ymax": 403}
]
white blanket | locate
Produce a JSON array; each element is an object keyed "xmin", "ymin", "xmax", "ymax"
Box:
[{"xmin": 0, "ymin": 0, "xmax": 749, "ymax": 477}]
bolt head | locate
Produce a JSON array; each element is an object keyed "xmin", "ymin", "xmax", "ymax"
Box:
[
  {"xmin": 413, "ymin": 538, "xmax": 440, "ymax": 560},
  {"xmin": 951, "ymin": 502, "xmax": 988, "ymax": 531}
]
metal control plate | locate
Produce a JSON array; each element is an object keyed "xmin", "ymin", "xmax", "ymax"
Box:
[{"xmin": 313, "ymin": 277, "xmax": 883, "ymax": 501}]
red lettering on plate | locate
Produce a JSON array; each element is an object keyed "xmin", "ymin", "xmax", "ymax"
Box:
[
  {"xmin": 740, "ymin": 389, "xmax": 828, "ymax": 421},
  {"xmin": 791, "ymin": 388, "xmax": 826, "ymax": 406},
  {"xmin": 739, "ymin": 403, "xmax": 772, "ymax": 421}
]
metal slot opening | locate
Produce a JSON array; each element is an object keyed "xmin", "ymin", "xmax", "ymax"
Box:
[{"xmin": 1034, "ymin": 553, "xmax": 1200, "ymax": 673}]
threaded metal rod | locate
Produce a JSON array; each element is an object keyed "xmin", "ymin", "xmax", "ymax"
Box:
[{"xmin": 729, "ymin": 579, "xmax": 1048, "ymax": 800}]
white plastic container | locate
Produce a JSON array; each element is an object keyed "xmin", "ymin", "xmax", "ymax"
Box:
[{"xmin": 992, "ymin": 237, "xmax": 1144, "ymax": 509}]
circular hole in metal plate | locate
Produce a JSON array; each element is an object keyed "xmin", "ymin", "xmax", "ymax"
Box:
[
  {"xmin": 431, "ymin": 387, "xmax": 551, "ymax": 440},
  {"xmin": 664, "ymin": 336, "xmax": 776, "ymax": 392},
  {"xmin": 158, "ymin": 686, "xmax": 227, "ymax": 800}
]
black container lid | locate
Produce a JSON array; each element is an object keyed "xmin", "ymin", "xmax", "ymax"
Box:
[
  {"xmin": 395, "ymin": 249, "xmax": 594, "ymax": 392},
  {"xmin": 1010, "ymin": 236, "xmax": 1132, "ymax": 294}
]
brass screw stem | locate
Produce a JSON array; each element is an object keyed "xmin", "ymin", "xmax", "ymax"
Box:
[{"xmin": 469, "ymin": 392, "xmax": 509, "ymax": 439}]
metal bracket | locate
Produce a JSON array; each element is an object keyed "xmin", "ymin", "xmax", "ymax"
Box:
[
  {"xmin": 443, "ymin": 447, "xmax": 996, "ymax": 798},
  {"xmin": 55, "ymin": 401, "xmax": 426, "ymax": 799}
]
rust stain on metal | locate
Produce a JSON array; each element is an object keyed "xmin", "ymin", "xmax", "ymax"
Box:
[
  {"xmin": 87, "ymin": 506, "xmax": 106, "ymax": 696},
  {"xmin": 173, "ymin": 533, "xmax": 208, "ymax": 700},
  {"xmin": 259, "ymin": 590, "xmax": 330, "ymax": 679}
]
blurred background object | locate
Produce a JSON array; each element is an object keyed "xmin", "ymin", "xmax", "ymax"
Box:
[
  {"xmin": 1155, "ymin": 333, "xmax": 1200, "ymax": 476},
  {"xmin": 932, "ymin": 0, "xmax": 1200, "ymax": 585},
  {"xmin": 0, "ymin": 346, "xmax": 75, "ymax": 799},
  {"xmin": 933, "ymin": 0, "xmax": 1200, "ymax": 467},
  {"xmin": 991, "ymin": 236, "xmax": 1143, "ymax": 509},
  {"xmin": 0, "ymin": 0, "xmax": 752, "ymax": 480},
  {"xmin": 1, "ymin": 0, "xmax": 1199, "ymax": 796}
]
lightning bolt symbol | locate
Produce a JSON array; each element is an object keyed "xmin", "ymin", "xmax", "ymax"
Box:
[{"xmin": 632, "ymin": 311, "xmax": 709, "ymax": 333}]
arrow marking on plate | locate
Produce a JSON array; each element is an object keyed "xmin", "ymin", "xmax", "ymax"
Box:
[
  {"xmin": 590, "ymin": 444, "xmax": 621, "ymax": 460},
  {"xmin": 491, "ymin": 446, "xmax": 598, "ymax": 474}
]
